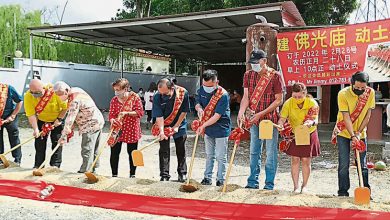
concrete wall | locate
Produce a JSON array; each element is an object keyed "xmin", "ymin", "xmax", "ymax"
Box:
[{"xmin": 0, "ymin": 58, "xmax": 199, "ymax": 110}]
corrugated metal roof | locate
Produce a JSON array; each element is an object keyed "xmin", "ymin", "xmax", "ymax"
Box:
[{"xmin": 29, "ymin": 1, "xmax": 305, "ymax": 63}]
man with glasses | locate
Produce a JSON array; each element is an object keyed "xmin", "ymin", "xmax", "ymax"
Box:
[{"xmin": 24, "ymin": 79, "xmax": 67, "ymax": 169}]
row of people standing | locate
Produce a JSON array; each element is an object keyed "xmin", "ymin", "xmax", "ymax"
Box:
[{"xmin": 1, "ymin": 49, "xmax": 374, "ymax": 197}]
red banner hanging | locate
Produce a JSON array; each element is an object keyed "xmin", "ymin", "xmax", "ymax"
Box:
[{"xmin": 277, "ymin": 19, "xmax": 390, "ymax": 86}]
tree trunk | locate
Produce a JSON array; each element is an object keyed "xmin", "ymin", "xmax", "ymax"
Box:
[
  {"xmin": 136, "ymin": 0, "xmax": 143, "ymax": 18},
  {"xmin": 145, "ymin": 0, "xmax": 151, "ymax": 17}
]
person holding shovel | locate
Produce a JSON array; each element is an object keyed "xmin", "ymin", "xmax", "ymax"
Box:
[
  {"xmin": 55, "ymin": 81, "xmax": 105, "ymax": 174},
  {"xmin": 194, "ymin": 69, "xmax": 231, "ymax": 187},
  {"xmin": 277, "ymin": 82, "xmax": 320, "ymax": 193},
  {"xmin": 237, "ymin": 49, "xmax": 283, "ymax": 190},
  {"xmin": 108, "ymin": 78, "xmax": 144, "ymax": 178},
  {"xmin": 152, "ymin": 78, "xmax": 190, "ymax": 182},
  {"xmin": 24, "ymin": 79, "xmax": 67, "ymax": 169},
  {"xmin": 333, "ymin": 71, "xmax": 375, "ymax": 197},
  {"xmin": 0, "ymin": 83, "xmax": 23, "ymax": 165}
]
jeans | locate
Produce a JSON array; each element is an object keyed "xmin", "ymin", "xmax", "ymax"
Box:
[
  {"xmin": 34, "ymin": 120, "xmax": 63, "ymax": 168},
  {"xmin": 79, "ymin": 130, "xmax": 102, "ymax": 173},
  {"xmin": 247, "ymin": 125, "xmax": 279, "ymax": 189},
  {"xmin": 159, "ymin": 135, "xmax": 187, "ymax": 178},
  {"xmin": 0, "ymin": 116, "xmax": 21, "ymax": 163},
  {"xmin": 204, "ymin": 135, "xmax": 228, "ymax": 182},
  {"xmin": 110, "ymin": 141, "xmax": 138, "ymax": 176},
  {"xmin": 337, "ymin": 136, "xmax": 370, "ymax": 196}
]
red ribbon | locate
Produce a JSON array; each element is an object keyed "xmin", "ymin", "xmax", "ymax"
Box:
[
  {"xmin": 229, "ymin": 127, "xmax": 245, "ymax": 145},
  {"xmin": 278, "ymin": 122, "xmax": 293, "ymax": 152},
  {"xmin": 66, "ymin": 130, "xmax": 74, "ymax": 143},
  {"xmin": 41, "ymin": 123, "xmax": 54, "ymax": 137},
  {"xmin": 151, "ymin": 124, "xmax": 175, "ymax": 137},
  {"xmin": 352, "ymin": 139, "xmax": 366, "ymax": 152},
  {"xmin": 191, "ymin": 120, "xmax": 201, "ymax": 131}
]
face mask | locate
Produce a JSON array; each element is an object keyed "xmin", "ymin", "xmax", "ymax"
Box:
[
  {"xmin": 203, "ymin": 85, "xmax": 215, "ymax": 93},
  {"xmin": 60, "ymin": 94, "xmax": 68, "ymax": 101},
  {"xmin": 251, "ymin": 64, "xmax": 261, "ymax": 72},
  {"xmin": 293, "ymin": 97, "xmax": 305, "ymax": 105},
  {"xmin": 115, "ymin": 90, "xmax": 125, "ymax": 98},
  {"xmin": 31, "ymin": 92, "xmax": 43, "ymax": 98},
  {"xmin": 353, "ymin": 88, "xmax": 364, "ymax": 96}
]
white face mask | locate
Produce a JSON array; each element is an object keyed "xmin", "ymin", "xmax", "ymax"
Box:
[
  {"xmin": 115, "ymin": 90, "xmax": 126, "ymax": 98},
  {"xmin": 251, "ymin": 64, "xmax": 261, "ymax": 72},
  {"xmin": 203, "ymin": 85, "xmax": 215, "ymax": 93}
]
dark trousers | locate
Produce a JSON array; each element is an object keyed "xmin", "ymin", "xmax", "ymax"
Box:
[
  {"xmin": 0, "ymin": 116, "xmax": 21, "ymax": 163},
  {"xmin": 146, "ymin": 110, "xmax": 155, "ymax": 123},
  {"xmin": 337, "ymin": 136, "xmax": 370, "ymax": 196},
  {"xmin": 159, "ymin": 135, "xmax": 187, "ymax": 178},
  {"xmin": 34, "ymin": 120, "xmax": 63, "ymax": 168},
  {"xmin": 110, "ymin": 141, "xmax": 138, "ymax": 176}
]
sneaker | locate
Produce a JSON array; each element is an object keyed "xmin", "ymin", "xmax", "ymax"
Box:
[
  {"xmin": 112, "ymin": 175, "xmax": 118, "ymax": 177},
  {"xmin": 201, "ymin": 178, "xmax": 212, "ymax": 185},
  {"xmin": 160, "ymin": 177, "xmax": 170, "ymax": 181},
  {"xmin": 245, "ymin": 185, "xmax": 259, "ymax": 189},
  {"xmin": 301, "ymin": 187, "xmax": 308, "ymax": 194},
  {"xmin": 129, "ymin": 175, "xmax": 136, "ymax": 178},
  {"xmin": 178, "ymin": 174, "xmax": 187, "ymax": 183},
  {"xmin": 216, "ymin": 180, "xmax": 224, "ymax": 186},
  {"xmin": 293, "ymin": 188, "xmax": 300, "ymax": 193}
]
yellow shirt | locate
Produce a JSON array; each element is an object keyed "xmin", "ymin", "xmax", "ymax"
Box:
[
  {"xmin": 24, "ymin": 84, "xmax": 67, "ymax": 122},
  {"xmin": 280, "ymin": 97, "xmax": 319, "ymax": 133},
  {"xmin": 336, "ymin": 86, "xmax": 375, "ymax": 139}
]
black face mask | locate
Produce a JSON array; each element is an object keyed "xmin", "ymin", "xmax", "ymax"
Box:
[{"xmin": 353, "ymin": 88, "xmax": 364, "ymax": 96}]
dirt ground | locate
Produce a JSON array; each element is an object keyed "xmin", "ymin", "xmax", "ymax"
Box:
[{"xmin": 1, "ymin": 114, "xmax": 390, "ymax": 219}]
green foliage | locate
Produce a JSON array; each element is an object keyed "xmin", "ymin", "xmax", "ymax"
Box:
[{"xmin": 0, "ymin": 5, "xmax": 136, "ymax": 70}]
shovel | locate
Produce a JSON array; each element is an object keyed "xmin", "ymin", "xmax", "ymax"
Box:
[
  {"xmin": 85, "ymin": 129, "xmax": 114, "ymax": 183},
  {"xmin": 33, "ymin": 142, "xmax": 62, "ymax": 176},
  {"xmin": 354, "ymin": 149, "xmax": 370, "ymax": 205},
  {"xmin": 181, "ymin": 132, "xmax": 200, "ymax": 192},
  {"xmin": 0, "ymin": 134, "xmax": 38, "ymax": 168},
  {"xmin": 132, "ymin": 138, "xmax": 160, "ymax": 167}
]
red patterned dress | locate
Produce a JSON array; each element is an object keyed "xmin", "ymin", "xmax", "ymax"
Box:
[{"xmin": 109, "ymin": 95, "xmax": 144, "ymax": 143}]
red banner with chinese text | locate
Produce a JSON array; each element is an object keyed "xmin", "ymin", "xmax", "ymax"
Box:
[{"xmin": 277, "ymin": 19, "xmax": 390, "ymax": 86}]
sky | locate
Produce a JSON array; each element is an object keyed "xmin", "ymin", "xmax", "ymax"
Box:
[{"xmin": 0, "ymin": 0, "xmax": 124, "ymax": 25}]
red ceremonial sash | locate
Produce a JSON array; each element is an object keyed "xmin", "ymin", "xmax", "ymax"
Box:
[
  {"xmin": 0, "ymin": 84, "xmax": 9, "ymax": 126},
  {"xmin": 151, "ymin": 86, "xmax": 186, "ymax": 136},
  {"xmin": 331, "ymin": 88, "xmax": 372, "ymax": 145},
  {"xmin": 243, "ymin": 69, "xmax": 275, "ymax": 130},
  {"xmin": 279, "ymin": 105, "xmax": 319, "ymax": 152},
  {"xmin": 191, "ymin": 87, "xmax": 224, "ymax": 131},
  {"xmin": 108, "ymin": 92, "xmax": 138, "ymax": 146},
  {"xmin": 35, "ymin": 87, "xmax": 54, "ymax": 115}
]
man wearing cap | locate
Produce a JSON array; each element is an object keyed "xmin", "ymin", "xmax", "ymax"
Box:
[{"xmin": 238, "ymin": 49, "xmax": 283, "ymax": 190}]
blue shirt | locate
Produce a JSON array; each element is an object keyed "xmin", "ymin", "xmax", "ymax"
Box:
[
  {"xmin": 195, "ymin": 86, "xmax": 231, "ymax": 138},
  {"xmin": 152, "ymin": 87, "xmax": 190, "ymax": 139},
  {"xmin": 2, "ymin": 85, "xmax": 23, "ymax": 120}
]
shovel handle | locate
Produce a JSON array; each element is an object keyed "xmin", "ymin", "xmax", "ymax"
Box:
[
  {"xmin": 356, "ymin": 150, "xmax": 364, "ymax": 188},
  {"xmin": 138, "ymin": 138, "xmax": 160, "ymax": 151},
  {"xmin": 222, "ymin": 142, "xmax": 238, "ymax": 193},
  {"xmin": 87, "ymin": 129, "xmax": 114, "ymax": 173},
  {"xmin": 186, "ymin": 133, "xmax": 200, "ymax": 185},
  {"xmin": 3, "ymin": 134, "xmax": 39, "ymax": 156},
  {"xmin": 37, "ymin": 142, "xmax": 62, "ymax": 170}
]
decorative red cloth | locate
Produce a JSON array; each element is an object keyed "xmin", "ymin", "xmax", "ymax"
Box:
[
  {"xmin": 352, "ymin": 139, "xmax": 366, "ymax": 152},
  {"xmin": 41, "ymin": 123, "xmax": 54, "ymax": 137},
  {"xmin": 151, "ymin": 124, "xmax": 175, "ymax": 137},
  {"xmin": 229, "ymin": 127, "xmax": 245, "ymax": 145},
  {"xmin": 278, "ymin": 122, "xmax": 293, "ymax": 152},
  {"xmin": 191, "ymin": 119, "xmax": 201, "ymax": 132},
  {"xmin": 66, "ymin": 130, "xmax": 74, "ymax": 143}
]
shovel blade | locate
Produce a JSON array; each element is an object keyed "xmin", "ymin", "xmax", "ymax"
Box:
[
  {"xmin": 181, "ymin": 184, "xmax": 198, "ymax": 193},
  {"xmin": 132, "ymin": 150, "xmax": 144, "ymax": 167},
  {"xmin": 33, "ymin": 169, "xmax": 45, "ymax": 176},
  {"xmin": 0, "ymin": 155, "xmax": 10, "ymax": 168},
  {"xmin": 85, "ymin": 172, "xmax": 98, "ymax": 183},
  {"xmin": 354, "ymin": 187, "xmax": 370, "ymax": 205}
]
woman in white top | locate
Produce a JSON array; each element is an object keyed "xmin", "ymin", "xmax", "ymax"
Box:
[{"xmin": 144, "ymin": 82, "xmax": 157, "ymax": 128}]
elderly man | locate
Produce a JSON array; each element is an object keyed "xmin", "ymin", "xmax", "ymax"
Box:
[
  {"xmin": 152, "ymin": 78, "xmax": 190, "ymax": 182},
  {"xmin": 54, "ymin": 81, "xmax": 105, "ymax": 173},
  {"xmin": 0, "ymin": 83, "xmax": 23, "ymax": 164},
  {"xmin": 24, "ymin": 79, "xmax": 67, "ymax": 168}
]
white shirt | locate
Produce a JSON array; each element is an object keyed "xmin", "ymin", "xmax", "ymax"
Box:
[{"xmin": 144, "ymin": 91, "xmax": 156, "ymax": 110}]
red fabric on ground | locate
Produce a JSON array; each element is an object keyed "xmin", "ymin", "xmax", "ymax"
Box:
[{"xmin": 0, "ymin": 179, "xmax": 388, "ymax": 219}]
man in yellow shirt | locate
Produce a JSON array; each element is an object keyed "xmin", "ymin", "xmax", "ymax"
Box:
[
  {"xmin": 24, "ymin": 79, "xmax": 67, "ymax": 168},
  {"xmin": 335, "ymin": 71, "xmax": 375, "ymax": 197}
]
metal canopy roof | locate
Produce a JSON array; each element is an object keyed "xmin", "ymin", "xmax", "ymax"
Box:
[{"xmin": 29, "ymin": 1, "xmax": 305, "ymax": 63}]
